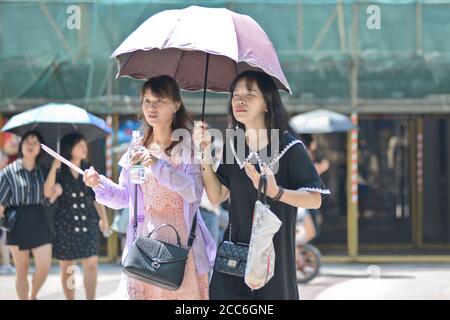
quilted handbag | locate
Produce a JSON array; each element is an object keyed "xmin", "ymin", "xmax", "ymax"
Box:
[
  {"xmin": 214, "ymin": 175, "xmax": 273, "ymax": 278},
  {"xmin": 214, "ymin": 237, "xmax": 249, "ymax": 277},
  {"xmin": 123, "ymin": 184, "xmax": 197, "ymax": 290}
]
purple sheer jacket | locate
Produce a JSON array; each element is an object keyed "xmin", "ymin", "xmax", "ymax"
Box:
[{"xmin": 92, "ymin": 138, "xmax": 216, "ymax": 275}]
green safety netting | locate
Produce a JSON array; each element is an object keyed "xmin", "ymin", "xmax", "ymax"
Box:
[{"xmin": 1, "ymin": 0, "xmax": 450, "ymax": 113}]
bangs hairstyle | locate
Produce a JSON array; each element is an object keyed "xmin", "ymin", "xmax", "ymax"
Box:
[
  {"xmin": 60, "ymin": 133, "xmax": 87, "ymax": 166},
  {"xmin": 138, "ymin": 75, "xmax": 194, "ymax": 155},
  {"xmin": 18, "ymin": 130, "xmax": 45, "ymax": 161},
  {"xmin": 227, "ymin": 70, "xmax": 289, "ymax": 143}
]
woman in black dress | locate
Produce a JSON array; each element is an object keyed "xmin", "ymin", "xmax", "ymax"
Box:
[
  {"xmin": 0, "ymin": 131, "xmax": 61, "ymax": 300},
  {"xmin": 44, "ymin": 133, "xmax": 109, "ymax": 300},
  {"xmin": 194, "ymin": 71, "xmax": 330, "ymax": 299}
]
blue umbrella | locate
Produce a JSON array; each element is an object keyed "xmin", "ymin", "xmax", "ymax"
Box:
[
  {"xmin": 289, "ymin": 109, "xmax": 357, "ymax": 134},
  {"xmin": 1, "ymin": 103, "xmax": 112, "ymax": 152}
]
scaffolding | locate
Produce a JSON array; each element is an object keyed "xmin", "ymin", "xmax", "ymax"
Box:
[
  {"xmin": 1, "ymin": 1, "xmax": 450, "ymax": 113},
  {"xmin": 2, "ymin": 0, "xmax": 450, "ymax": 261}
]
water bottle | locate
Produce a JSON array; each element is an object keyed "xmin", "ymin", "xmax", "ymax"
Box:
[{"xmin": 129, "ymin": 130, "xmax": 146, "ymax": 184}]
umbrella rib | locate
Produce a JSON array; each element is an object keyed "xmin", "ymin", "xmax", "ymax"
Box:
[
  {"xmin": 173, "ymin": 50, "xmax": 185, "ymax": 79},
  {"xmin": 119, "ymin": 51, "xmax": 137, "ymax": 76}
]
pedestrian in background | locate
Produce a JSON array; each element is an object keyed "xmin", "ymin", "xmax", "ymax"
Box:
[
  {"xmin": 44, "ymin": 133, "xmax": 110, "ymax": 300},
  {"xmin": 0, "ymin": 131, "xmax": 60, "ymax": 300}
]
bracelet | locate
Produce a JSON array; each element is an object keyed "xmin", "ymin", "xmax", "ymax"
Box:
[{"xmin": 273, "ymin": 186, "xmax": 284, "ymax": 201}]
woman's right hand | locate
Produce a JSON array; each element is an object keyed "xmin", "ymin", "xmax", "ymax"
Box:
[
  {"xmin": 83, "ymin": 166, "xmax": 101, "ymax": 188},
  {"xmin": 193, "ymin": 121, "xmax": 212, "ymax": 150},
  {"xmin": 52, "ymin": 159, "xmax": 61, "ymax": 170}
]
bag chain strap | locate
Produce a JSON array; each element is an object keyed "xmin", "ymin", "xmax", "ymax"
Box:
[{"xmin": 226, "ymin": 174, "xmax": 267, "ymax": 246}]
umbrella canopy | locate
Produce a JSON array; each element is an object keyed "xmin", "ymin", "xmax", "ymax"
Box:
[
  {"xmin": 1, "ymin": 103, "xmax": 112, "ymax": 150},
  {"xmin": 111, "ymin": 5, "xmax": 291, "ymax": 120},
  {"xmin": 289, "ymin": 109, "xmax": 357, "ymax": 134}
]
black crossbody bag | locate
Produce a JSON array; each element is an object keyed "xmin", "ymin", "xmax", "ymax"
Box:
[
  {"xmin": 122, "ymin": 184, "xmax": 197, "ymax": 290},
  {"xmin": 214, "ymin": 175, "xmax": 269, "ymax": 277}
]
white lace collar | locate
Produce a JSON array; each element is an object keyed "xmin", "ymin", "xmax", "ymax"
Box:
[{"xmin": 228, "ymin": 137, "xmax": 304, "ymax": 170}]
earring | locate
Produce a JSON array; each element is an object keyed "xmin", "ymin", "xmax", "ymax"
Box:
[{"xmin": 173, "ymin": 113, "xmax": 176, "ymax": 127}]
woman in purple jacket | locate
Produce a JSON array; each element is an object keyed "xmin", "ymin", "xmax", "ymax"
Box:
[{"xmin": 83, "ymin": 75, "xmax": 216, "ymax": 300}]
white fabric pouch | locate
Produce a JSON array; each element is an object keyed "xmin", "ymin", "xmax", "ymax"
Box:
[{"xmin": 245, "ymin": 175, "xmax": 282, "ymax": 290}]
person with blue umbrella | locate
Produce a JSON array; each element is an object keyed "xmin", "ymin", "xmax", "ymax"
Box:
[
  {"xmin": 1, "ymin": 103, "xmax": 112, "ymax": 300},
  {"xmin": 1, "ymin": 103, "xmax": 112, "ymax": 154},
  {"xmin": 44, "ymin": 133, "xmax": 110, "ymax": 300}
]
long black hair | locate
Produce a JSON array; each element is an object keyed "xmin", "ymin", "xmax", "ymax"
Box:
[
  {"xmin": 300, "ymin": 134, "xmax": 314, "ymax": 149},
  {"xmin": 18, "ymin": 130, "xmax": 45, "ymax": 161},
  {"xmin": 227, "ymin": 70, "xmax": 289, "ymax": 141},
  {"xmin": 60, "ymin": 133, "xmax": 88, "ymax": 170}
]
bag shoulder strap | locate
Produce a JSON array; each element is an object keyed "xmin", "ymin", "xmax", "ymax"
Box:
[
  {"xmin": 257, "ymin": 174, "xmax": 268, "ymax": 204},
  {"xmin": 133, "ymin": 184, "xmax": 138, "ymax": 241},
  {"xmin": 132, "ymin": 183, "xmax": 197, "ymax": 248},
  {"xmin": 187, "ymin": 212, "xmax": 197, "ymax": 248},
  {"xmin": 226, "ymin": 175, "xmax": 267, "ymax": 244}
]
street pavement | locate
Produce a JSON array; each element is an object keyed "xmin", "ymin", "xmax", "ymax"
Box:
[
  {"xmin": 299, "ymin": 263, "xmax": 450, "ymax": 300},
  {"xmin": 1, "ymin": 263, "xmax": 450, "ymax": 300}
]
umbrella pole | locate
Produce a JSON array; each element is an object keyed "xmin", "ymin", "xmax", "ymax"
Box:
[
  {"xmin": 57, "ymin": 125, "xmax": 60, "ymax": 154},
  {"xmin": 201, "ymin": 53, "xmax": 210, "ymax": 123}
]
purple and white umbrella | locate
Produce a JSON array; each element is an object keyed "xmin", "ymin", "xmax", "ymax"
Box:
[{"xmin": 112, "ymin": 5, "xmax": 291, "ymax": 120}]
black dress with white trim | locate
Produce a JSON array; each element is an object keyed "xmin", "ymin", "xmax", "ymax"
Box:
[
  {"xmin": 210, "ymin": 132, "xmax": 329, "ymax": 300},
  {"xmin": 52, "ymin": 165, "xmax": 100, "ymax": 260}
]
